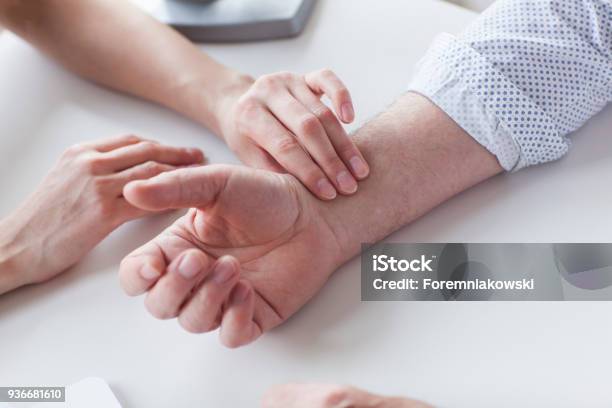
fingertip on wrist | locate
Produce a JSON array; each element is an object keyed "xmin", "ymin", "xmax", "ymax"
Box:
[
  {"xmin": 349, "ymin": 155, "xmax": 370, "ymax": 179},
  {"xmin": 317, "ymin": 178, "xmax": 338, "ymax": 200}
]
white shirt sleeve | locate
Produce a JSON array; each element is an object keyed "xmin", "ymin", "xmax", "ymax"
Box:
[{"xmin": 408, "ymin": 0, "xmax": 612, "ymax": 171}]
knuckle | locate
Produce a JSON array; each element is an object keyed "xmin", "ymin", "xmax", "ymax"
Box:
[
  {"xmin": 92, "ymin": 176, "xmax": 114, "ymax": 195},
  {"xmin": 62, "ymin": 143, "xmax": 86, "ymax": 158},
  {"xmin": 119, "ymin": 134, "xmax": 141, "ymax": 144},
  {"xmin": 274, "ymin": 137, "xmax": 300, "ymax": 155},
  {"xmin": 143, "ymin": 160, "xmax": 162, "ymax": 173},
  {"xmin": 321, "ymin": 386, "xmax": 351, "ymax": 407},
  {"xmin": 78, "ymin": 153, "xmax": 107, "ymax": 174},
  {"xmin": 234, "ymin": 99, "xmax": 262, "ymax": 136},
  {"xmin": 274, "ymin": 70, "xmax": 294, "ymax": 82},
  {"xmin": 255, "ymin": 74, "xmax": 279, "ymax": 90},
  {"xmin": 92, "ymin": 199, "xmax": 116, "ymax": 221},
  {"xmin": 314, "ymin": 106, "xmax": 336, "ymax": 122},
  {"xmin": 236, "ymin": 95, "xmax": 261, "ymax": 119},
  {"xmin": 138, "ymin": 141, "xmax": 157, "ymax": 154},
  {"xmin": 298, "ymin": 114, "xmax": 321, "ymax": 135}
]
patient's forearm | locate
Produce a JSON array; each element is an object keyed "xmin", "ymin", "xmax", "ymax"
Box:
[
  {"xmin": 325, "ymin": 92, "xmax": 503, "ymax": 261},
  {"xmin": 0, "ymin": 0, "xmax": 249, "ymax": 135}
]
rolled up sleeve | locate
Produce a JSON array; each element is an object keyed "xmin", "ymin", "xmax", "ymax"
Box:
[{"xmin": 408, "ymin": 0, "xmax": 612, "ymax": 171}]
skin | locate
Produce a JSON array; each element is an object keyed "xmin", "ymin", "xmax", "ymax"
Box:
[
  {"xmin": 261, "ymin": 383, "xmax": 433, "ymax": 408},
  {"xmin": 0, "ymin": 0, "xmax": 369, "ymax": 200},
  {"xmin": 220, "ymin": 70, "xmax": 369, "ymax": 199},
  {"xmin": 0, "ymin": 3, "xmax": 499, "ymax": 406},
  {"xmin": 0, "ymin": 0, "xmax": 368, "ymax": 291},
  {"xmin": 0, "ymin": 135, "xmax": 204, "ymax": 294},
  {"xmin": 118, "ymin": 93, "xmax": 503, "ymax": 348}
]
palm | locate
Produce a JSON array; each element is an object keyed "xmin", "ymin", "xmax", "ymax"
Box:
[{"xmin": 121, "ymin": 165, "xmax": 342, "ymax": 346}]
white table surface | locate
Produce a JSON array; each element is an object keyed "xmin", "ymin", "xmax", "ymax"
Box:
[{"xmin": 1, "ymin": 1, "xmax": 612, "ymax": 407}]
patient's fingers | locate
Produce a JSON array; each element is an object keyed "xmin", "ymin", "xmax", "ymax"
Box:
[
  {"xmin": 145, "ymin": 249, "xmax": 214, "ymax": 320},
  {"xmin": 219, "ymin": 281, "xmax": 261, "ymax": 348},
  {"xmin": 119, "ymin": 241, "xmax": 167, "ymax": 296},
  {"xmin": 101, "ymin": 141, "xmax": 204, "ymax": 172},
  {"xmin": 305, "ymin": 69, "xmax": 354, "ymax": 124},
  {"xmin": 86, "ymin": 134, "xmax": 144, "ymax": 152},
  {"xmin": 177, "ymin": 256, "xmax": 240, "ymax": 333}
]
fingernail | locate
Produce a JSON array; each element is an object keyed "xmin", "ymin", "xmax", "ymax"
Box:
[
  {"xmin": 212, "ymin": 258, "xmax": 236, "ymax": 284},
  {"xmin": 178, "ymin": 252, "xmax": 201, "ymax": 279},
  {"xmin": 231, "ymin": 284, "xmax": 250, "ymax": 304},
  {"xmin": 317, "ymin": 178, "xmax": 337, "ymax": 200},
  {"xmin": 349, "ymin": 156, "xmax": 369, "ymax": 179},
  {"xmin": 336, "ymin": 171, "xmax": 357, "ymax": 194},
  {"xmin": 140, "ymin": 264, "xmax": 161, "ymax": 280},
  {"xmin": 341, "ymin": 103, "xmax": 354, "ymax": 122}
]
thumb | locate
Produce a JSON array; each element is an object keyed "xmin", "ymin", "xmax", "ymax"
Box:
[{"xmin": 123, "ymin": 164, "xmax": 231, "ymax": 211}]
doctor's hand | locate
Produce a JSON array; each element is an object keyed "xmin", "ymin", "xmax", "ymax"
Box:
[
  {"xmin": 262, "ymin": 383, "xmax": 433, "ymax": 408},
  {"xmin": 0, "ymin": 135, "xmax": 204, "ymax": 295},
  {"xmin": 216, "ymin": 69, "xmax": 369, "ymax": 201},
  {"xmin": 118, "ymin": 164, "xmax": 344, "ymax": 348}
]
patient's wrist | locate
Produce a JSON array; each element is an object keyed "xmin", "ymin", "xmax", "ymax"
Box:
[{"xmin": 318, "ymin": 92, "xmax": 503, "ymax": 267}]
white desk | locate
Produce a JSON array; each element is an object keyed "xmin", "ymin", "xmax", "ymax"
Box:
[{"xmin": 1, "ymin": 1, "xmax": 612, "ymax": 407}]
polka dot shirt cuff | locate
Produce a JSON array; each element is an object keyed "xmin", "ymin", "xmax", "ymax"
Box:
[{"xmin": 408, "ymin": 33, "xmax": 566, "ymax": 172}]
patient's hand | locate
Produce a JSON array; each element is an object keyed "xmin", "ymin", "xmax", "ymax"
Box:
[
  {"xmin": 118, "ymin": 93, "xmax": 503, "ymax": 348},
  {"xmin": 217, "ymin": 70, "xmax": 369, "ymax": 201},
  {"xmin": 119, "ymin": 164, "xmax": 343, "ymax": 348},
  {"xmin": 262, "ymin": 383, "xmax": 433, "ymax": 408},
  {"xmin": 0, "ymin": 135, "xmax": 204, "ymax": 295}
]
